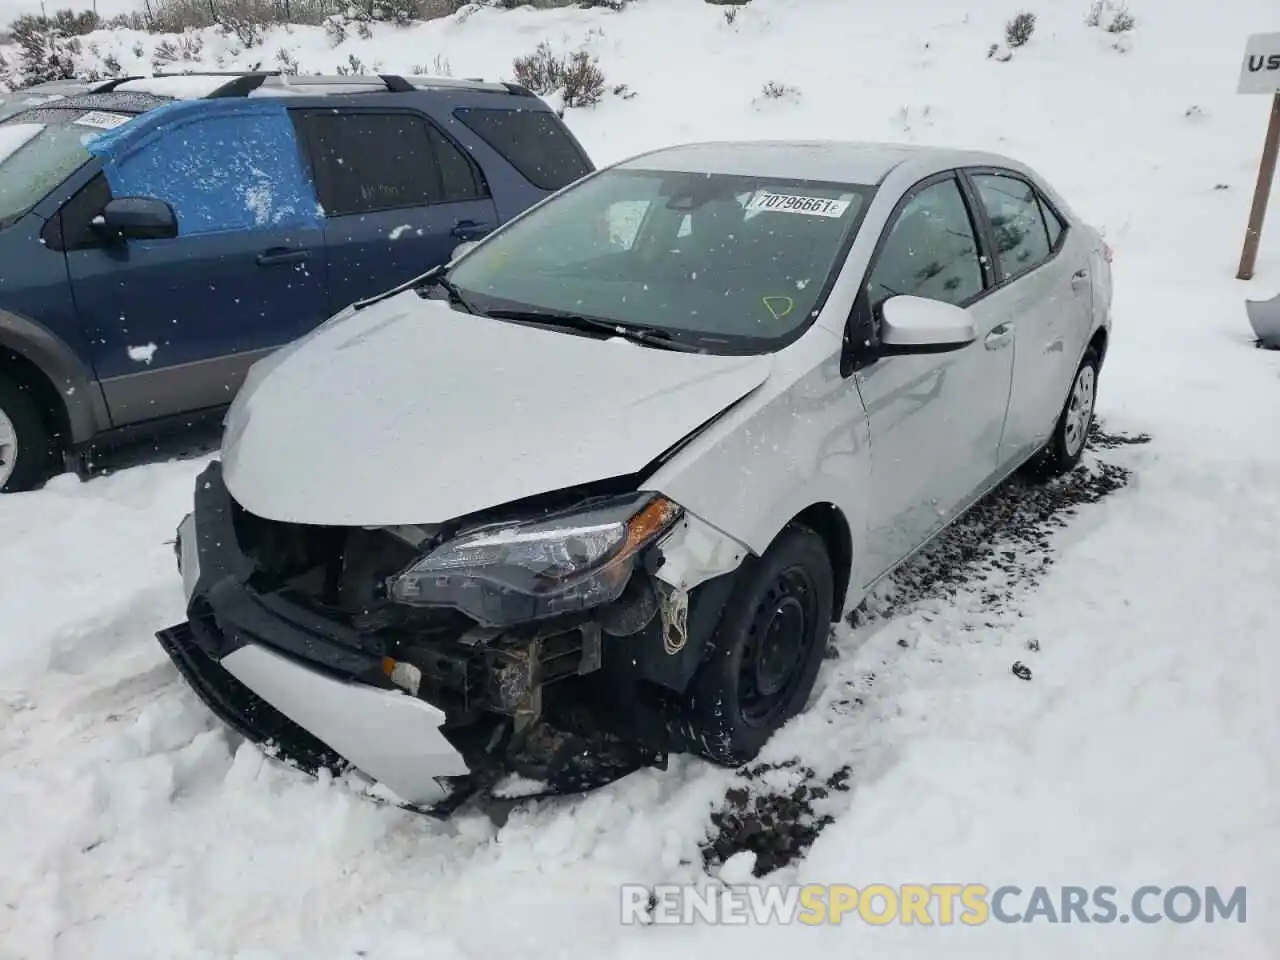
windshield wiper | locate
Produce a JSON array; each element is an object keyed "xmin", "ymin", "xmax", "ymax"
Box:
[
  {"xmin": 417, "ymin": 271, "xmax": 481, "ymax": 316},
  {"xmin": 353, "ymin": 263, "xmax": 477, "ymax": 313},
  {"xmin": 484, "ymin": 308, "xmax": 702, "ymax": 352}
]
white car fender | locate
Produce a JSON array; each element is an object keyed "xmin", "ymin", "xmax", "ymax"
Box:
[{"xmin": 646, "ymin": 325, "xmax": 872, "ymax": 614}]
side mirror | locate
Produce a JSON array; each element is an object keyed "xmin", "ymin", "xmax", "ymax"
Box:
[
  {"xmin": 451, "ymin": 240, "xmax": 480, "ymax": 262},
  {"xmin": 879, "ymin": 295, "xmax": 976, "ymax": 355},
  {"xmin": 92, "ymin": 197, "xmax": 178, "ymax": 242}
]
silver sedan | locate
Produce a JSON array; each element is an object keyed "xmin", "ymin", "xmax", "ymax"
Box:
[{"xmin": 162, "ymin": 139, "xmax": 1113, "ymax": 808}]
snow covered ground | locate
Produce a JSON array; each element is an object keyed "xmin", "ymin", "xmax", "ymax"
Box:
[{"xmin": 3, "ymin": 0, "xmax": 1280, "ymax": 957}]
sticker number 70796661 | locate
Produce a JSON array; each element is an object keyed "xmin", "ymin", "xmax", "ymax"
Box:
[{"xmin": 746, "ymin": 192, "xmax": 851, "ymax": 218}]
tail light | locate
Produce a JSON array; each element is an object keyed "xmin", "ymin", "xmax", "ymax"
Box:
[{"xmin": 1102, "ymin": 241, "xmax": 1114, "ymax": 264}]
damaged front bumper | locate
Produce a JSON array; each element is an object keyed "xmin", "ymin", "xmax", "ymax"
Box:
[
  {"xmin": 161, "ymin": 497, "xmax": 470, "ymax": 807},
  {"xmin": 157, "ymin": 462, "xmax": 749, "ymax": 813},
  {"xmin": 221, "ymin": 643, "xmax": 468, "ymax": 803}
]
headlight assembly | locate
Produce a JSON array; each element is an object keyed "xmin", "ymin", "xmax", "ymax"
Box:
[{"xmin": 385, "ymin": 493, "xmax": 683, "ymax": 626}]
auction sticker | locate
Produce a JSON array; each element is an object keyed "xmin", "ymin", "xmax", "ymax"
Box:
[
  {"xmin": 74, "ymin": 111, "xmax": 131, "ymax": 130},
  {"xmin": 747, "ymin": 192, "xmax": 850, "ymax": 218}
]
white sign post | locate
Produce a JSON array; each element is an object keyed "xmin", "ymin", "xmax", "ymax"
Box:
[{"xmin": 1236, "ymin": 32, "xmax": 1280, "ymax": 280}]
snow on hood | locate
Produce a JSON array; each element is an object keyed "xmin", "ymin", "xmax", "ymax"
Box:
[{"xmin": 221, "ymin": 292, "xmax": 772, "ymax": 526}]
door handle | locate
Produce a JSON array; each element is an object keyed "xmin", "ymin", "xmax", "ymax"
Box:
[
  {"xmin": 1071, "ymin": 268, "xmax": 1089, "ymax": 287},
  {"xmin": 257, "ymin": 248, "xmax": 310, "ymax": 267},
  {"xmin": 984, "ymin": 323, "xmax": 1014, "ymax": 350},
  {"xmin": 450, "ymin": 220, "xmax": 491, "ymax": 241}
]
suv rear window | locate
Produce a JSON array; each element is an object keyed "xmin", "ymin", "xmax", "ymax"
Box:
[{"xmin": 452, "ymin": 107, "xmax": 591, "ymax": 192}]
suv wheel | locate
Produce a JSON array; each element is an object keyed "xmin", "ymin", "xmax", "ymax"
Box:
[
  {"xmin": 675, "ymin": 524, "xmax": 834, "ymax": 767},
  {"xmin": 0, "ymin": 376, "xmax": 56, "ymax": 493}
]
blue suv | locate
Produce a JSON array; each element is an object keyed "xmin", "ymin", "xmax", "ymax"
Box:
[{"xmin": 0, "ymin": 71, "xmax": 594, "ymax": 491}]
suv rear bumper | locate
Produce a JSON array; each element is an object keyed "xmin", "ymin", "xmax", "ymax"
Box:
[{"xmin": 157, "ymin": 462, "xmax": 472, "ymax": 808}]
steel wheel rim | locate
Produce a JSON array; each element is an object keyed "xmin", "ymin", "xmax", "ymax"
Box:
[
  {"xmin": 0, "ymin": 407, "xmax": 17, "ymax": 488},
  {"xmin": 738, "ymin": 566, "xmax": 820, "ymax": 729},
  {"xmin": 1063, "ymin": 365, "xmax": 1095, "ymax": 458}
]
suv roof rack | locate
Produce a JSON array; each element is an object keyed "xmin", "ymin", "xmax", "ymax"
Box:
[
  {"xmin": 205, "ymin": 72, "xmax": 280, "ymax": 98},
  {"xmin": 85, "ymin": 75, "xmax": 149, "ymax": 92},
  {"xmin": 81, "ymin": 71, "xmax": 528, "ymax": 102},
  {"xmin": 195, "ymin": 72, "xmax": 520, "ymax": 99},
  {"xmin": 155, "ymin": 69, "xmax": 285, "ymax": 77},
  {"xmin": 92, "ymin": 71, "xmax": 284, "ymax": 98}
]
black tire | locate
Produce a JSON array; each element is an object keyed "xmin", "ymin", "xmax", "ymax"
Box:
[
  {"xmin": 677, "ymin": 523, "xmax": 834, "ymax": 767},
  {"xmin": 1036, "ymin": 348, "xmax": 1099, "ymax": 477},
  {"xmin": 0, "ymin": 375, "xmax": 57, "ymax": 493}
]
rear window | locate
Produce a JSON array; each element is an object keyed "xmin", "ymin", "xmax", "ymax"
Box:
[{"xmin": 452, "ymin": 107, "xmax": 591, "ymax": 192}]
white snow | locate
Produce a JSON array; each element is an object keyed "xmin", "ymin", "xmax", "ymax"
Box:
[
  {"xmin": 491, "ymin": 774, "xmax": 552, "ymax": 799},
  {"xmin": 389, "ymin": 224, "xmax": 414, "ymax": 240},
  {"xmin": 111, "ymin": 75, "xmax": 241, "ymax": 100},
  {"xmin": 2, "ymin": 0, "xmax": 1280, "ymax": 957},
  {"xmin": 719, "ymin": 850, "xmax": 759, "ymax": 886},
  {"xmin": 127, "ymin": 342, "xmax": 158, "ymax": 364},
  {"xmin": 0, "ymin": 123, "xmax": 44, "ymax": 164}
]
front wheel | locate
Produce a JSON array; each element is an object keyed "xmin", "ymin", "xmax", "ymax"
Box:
[
  {"xmin": 0, "ymin": 376, "xmax": 56, "ymax": 493},
  {"xmin": 675, "ymin": 524, "xmax": 834, "ymax": 767},
  {"xmin": 1036, "ymin": 348, "xmax": 1099, "ymax": 477}
]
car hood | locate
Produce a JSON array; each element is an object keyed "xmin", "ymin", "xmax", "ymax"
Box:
[{"xmin": 221, "ymin": 292, "xmax": 772, "ymax": 526}]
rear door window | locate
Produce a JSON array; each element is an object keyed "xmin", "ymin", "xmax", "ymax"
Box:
[
  {"xmin": 295, "ymin": 110, "xmax": 488, "ymax": 216},
  {"xmin": 452, "ymin": 107, "xmax": 591, "ymax": 191},
  {"xmin": 970, "ymin": 172, "xmax": 1055, "ymax": 281},
  {"xmin": 298, "ymin": 112, "xmax": 432, "ymax": 216}
]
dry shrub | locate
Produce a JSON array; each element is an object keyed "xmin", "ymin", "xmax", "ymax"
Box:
[{"xmin": 513, "ymin": 41, "xmax": 606, "ymax": 107}]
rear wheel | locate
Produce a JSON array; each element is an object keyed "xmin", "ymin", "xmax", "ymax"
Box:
[
  {"xmin": 0, "ymin": 376, "xmax": 56, "ymax": 493},
  {"xmin": 1036, "ymin": 348, "xmax": 1099, "ymax": 477},
  {"xmin": 676, "ymin": 524, "xmax": 834, "ymax": 767}
]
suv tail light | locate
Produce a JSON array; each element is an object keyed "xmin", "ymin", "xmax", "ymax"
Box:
[{"xmin": 1102, "ymin": 241, "xmax": 1114, "ymax": 264}]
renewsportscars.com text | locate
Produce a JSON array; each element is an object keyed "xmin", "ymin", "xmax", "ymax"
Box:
[{"xmin": 620, "ymin": 883, "xmax": 1247, "ymax": 926}]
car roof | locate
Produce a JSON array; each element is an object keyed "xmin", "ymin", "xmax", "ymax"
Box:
[
  {"xmin": 0, "ymin": 77, "xmax": 152, "ymax": 113},
  {"xmin": 617, "ymin": 140, "xmax": 1018, "ymax": 186},
  {"xmin": 15, "ymin": 90, "xmax": 176, "ymax": 115},
  {"xmin": 20, "ymin": 77, "xmax": 126, "ymax": 94},
  {"xmin": 20, "ymin": 78, "xmax": 106, "ymax": 92}
]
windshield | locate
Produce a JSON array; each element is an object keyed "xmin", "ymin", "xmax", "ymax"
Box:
[
  {"xmin": 445, "ymin": 167, "xmax": 873, "ymax": 353},
  {"xmin": 0, "ymin": 109, "xmax": 111, "ymax": 226}
]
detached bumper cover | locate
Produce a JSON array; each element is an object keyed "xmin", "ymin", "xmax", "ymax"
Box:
[
  {"xmin": 161, "ymin": 461, "xmax": 471, "ymax": 808},
  {"xmin": 221, "ymin": 643, "xmax": 467, "ymax": 805}
]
